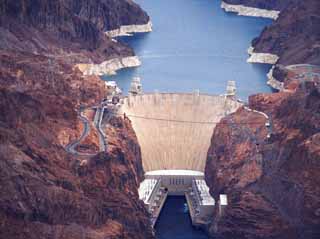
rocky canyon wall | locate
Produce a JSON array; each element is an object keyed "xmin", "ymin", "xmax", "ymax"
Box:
[
  {"xmin": 205, "ymin": 79, "xmax": 320, "ymax": 239},
  {"xmin": 224, "ymin": 0, "xmax": 320, "ymax": 88},
  {"xmin": 0, "ymin": 0, "xmax": 150, "ymax": 64},
  {"xmin": 205, "ymin": 1, "xmax": 320, "ymax": 238},
  {"xmin": 251, "ymin": 0, "xmax": 320, "ymax": 66},
  {"xmin": 0, "ymin": 1, "xmax": 154, "ymax": 238}
]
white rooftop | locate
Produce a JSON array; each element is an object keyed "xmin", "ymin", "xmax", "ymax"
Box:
[
  {"xmin": 145, "ymin": 170, "xmax": 204, "ymax": 176},
  {"xmin": 132, "ymin": 77, "xmax": 141, "ymax": 83},
  {"xmin": 193, "ymin": 179, "xmax": 215, "ymax": 206},
  {"xmin": 105, "ymin": 81, "xmax": 117, "ymax": 87},
  {"xmin": 220, "ymin": 194, "xmax": 228, "ymax": 206},
  {"xmin": 226, "ymin": 80, "xmax": 236, "ymax": 95},
  {"xmin": 138, "ymin": 178, "xmax": 158, "ymax": 203}
]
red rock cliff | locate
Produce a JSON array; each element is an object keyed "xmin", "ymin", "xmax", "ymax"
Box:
[
  {"xmin": 206, "ymin": 2, "xmax": 320, "ymax": 238},
  {"xmin": 0, "ymin": 0, "xmax": 150, "ymax": 64},
  {"xmin": 223, "ymin": 0, "xmax": 320, "ymax": 87},
  {"xmin": 205, "ymin": 79, "xmax": 320, "ymax": 238},
  {"xmin": 224, "ymin": 0, "xmax": 320, "ymax": 66},
  {"xmin": 252, "ymin": 0, "xmax": 320, "ymax": 66},
  {"xmin": 0, "ymin": 0, "xmax": 154, "ymax": 238}
]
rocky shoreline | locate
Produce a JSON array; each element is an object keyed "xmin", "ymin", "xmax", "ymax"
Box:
[
  {"xmin": 77, "ymin": 56, "xmax": 141, "ymax": 76},
  {"xmin": 221, "ymin": 1, "xmax": 279, "ymax": 19},
  {"xmin": 221, "ymin": 0, "xmax": 320, "ymax": 91},
  {"xmin": 247, "ymin": 46, "xmax": 279, "ymax": 64},
  {"xmin": 266, "ymin": 66, "xmax": 285, "ymax": 90},
  {"xmin": 221, "ymin": 1, "xmax": 283, "ymax": 90},
  {"xmin": 106, "ymin": 21, "xmax": 153, "ymax": 38},
  {"xmin": 249, "ymin": 0, "xmax": 320, "ymax": 88},
  {"xmin": 246, "ymin": 46, "xmax": 282, "ymax": 90}
]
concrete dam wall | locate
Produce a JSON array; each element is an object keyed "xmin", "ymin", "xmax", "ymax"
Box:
[{"xmin": 120, "ymin": 93, "xmax": 242, "ymax": 172}]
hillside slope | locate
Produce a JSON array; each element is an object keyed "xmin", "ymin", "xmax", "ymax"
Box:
[
  {"xmin": 0, "ymin": 1, "xmax": 154, "ymax": 238},
  {"xmin": 205, "ymin": 78, "xmax": 320, "ymax": 239}
]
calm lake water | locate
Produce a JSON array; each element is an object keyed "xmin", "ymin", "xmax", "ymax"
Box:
[{"xmin": 104, "ymin": 0, "xmax": 273, "ymax": 101}]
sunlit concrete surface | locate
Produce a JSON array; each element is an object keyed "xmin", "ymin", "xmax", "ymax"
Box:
[
  {"xmin": 186, "ymin": 179, "xmax": 215, "ymax": 226},
  {"xmin": 145, "ymin": 170, "xmax": 204, "ymax": 177},
  {"xmin": 139, "ymin": 170, "xmax": 218, "ymax": 227},
  {"xmin": 145, "ymin": 170, "xmax": 204, "ymax": 196},
  {"xmin": 120, "ymin": 93, "xmax": 242, "ymax": 172}
]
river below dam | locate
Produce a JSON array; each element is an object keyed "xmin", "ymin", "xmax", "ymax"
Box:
[
  {"xmin": 104, "ymin": 0, "xmax": 273, "ymax": 101},
  {"xmin": 155, "ymin": 196, "xmax": 208, "ymax": 239}
]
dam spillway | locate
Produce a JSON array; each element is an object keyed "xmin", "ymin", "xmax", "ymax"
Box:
[{"xmin": 120, "ymin": 92, "xmax": 242, "ymax": 172}]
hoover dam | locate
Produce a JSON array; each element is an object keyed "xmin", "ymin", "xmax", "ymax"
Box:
[
  {"xmin": 120, "ymin": 92, "xmax": 242, "ymax": 172},
  {"xmin": 116, "ymin": 81, "xmax": 242, "ymax": 228}
]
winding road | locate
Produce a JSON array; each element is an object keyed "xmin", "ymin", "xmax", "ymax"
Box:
[
  {"xmin": 65, "ymin": 112, "xmax": 95, "ymax": 157},
  {"xmin": 244, "ymin": 106, "xmax": 273, "ymax": 139},
  {"xmin": 95, "ymin": 106, "xmax": 108, "ymax": 152},
  {"xmin": 65, "ymin": 105, "xmax": 109, "ymax": 156}
]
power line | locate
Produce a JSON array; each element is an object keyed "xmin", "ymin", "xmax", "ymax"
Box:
[{"xmin": 109, "ymin": 112, "xmax": 268, "ymax": 125}]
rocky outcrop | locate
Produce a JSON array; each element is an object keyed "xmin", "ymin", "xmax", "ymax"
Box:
[
  {"xmin": 0, "ymin": 0, "xmax": 150, "ymax": 64},
  {"xmin": 0, "ymin": 105, "xmax": 153, "ymax": 239},
  {"xmin": 229, "ymin": 0, "xmax": 320, "ymax": 89},
  {"xmin": 221, "ymin": 1, "xmax": 280, "ymax": 19},
  {"xmin": 77, "ymin": 56, "xmax": 141, "ymax": 76},
  {"xmin": 224, "ymin": 0, "xmax": 320, "ymax": 88},
  {"xmin": 106, "ymin": 21, "xmax": 153, "ymax": 38},
  {"xmin": 205, "ymin": 78, "xmax": 320, "ymax": 238},
  {"xmin": 222, "ymin": 0, "xmax": 296, "ymax": 11},
  {"xmin": 266, "ymin": 66, "xmax": 284, "ymax": 91},
  {"xmin": 0, "ymin": 1, "xmax": 154, "ymax": 238},
  {"xmin": 247, "ymin": 46, "xmax": 279, "ymax": 64},
  {"xmin": 251, "ymin": 0, "xmax": 320, "ymax": 66},
  {"xmin": 208, "ymin": 4, "xmax": 320, "ymax": 237},
  {"xmin": 250, "ymin": 0, "xmax": 320, "ymax": 88}
]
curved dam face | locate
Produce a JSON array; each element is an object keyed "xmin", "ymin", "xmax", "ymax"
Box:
[{"xmin": 120, "ymin": 93, "xmax": 242, "ymax": 172}]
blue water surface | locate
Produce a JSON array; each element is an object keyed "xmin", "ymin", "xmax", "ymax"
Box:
[
  {"xmin": 104, "ymin": 0, "xmax": 273, "ymax": 101},
  {"xmin": 155, "ymin": 196, "xmax": 208, "ymax": 239}
]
